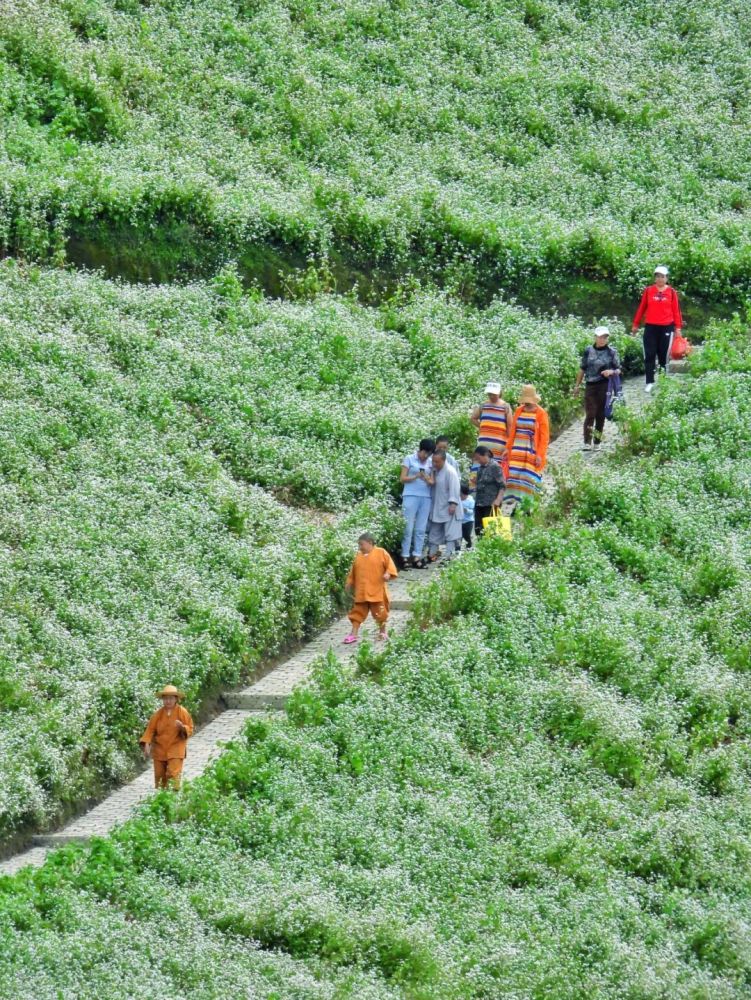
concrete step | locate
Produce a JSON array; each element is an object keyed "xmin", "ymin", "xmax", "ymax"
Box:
[
  {"xmin": 224, "ymin": 691, "xmax": 290, "ymax": 711},
  {"xmin": 32, "ymin": 833, "xmax": 92, "ymax": 848},
  {"xmin": 389, "ymin": 597, "xmax": 412, "ymax": 610},
  {"xmin": 0, "ymin": 846, "xmax": 51, "ymax": 876}
]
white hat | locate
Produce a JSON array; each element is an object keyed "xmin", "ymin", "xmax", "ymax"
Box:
[
  {"xmin": 594, "ymin": 325, "xmax": 610, "ymax": 338},
  {"xmin": 484, "ymin": 381, "xmax": 501, "ymax": 395},
  {"xmin": 654, "ymin": 265, "xmax": 669, "ymax": 276}
]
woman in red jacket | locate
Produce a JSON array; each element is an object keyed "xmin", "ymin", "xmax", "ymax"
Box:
[{"xmin": 631, "ymin": 265, "xmax": 683, "ymax": 393}]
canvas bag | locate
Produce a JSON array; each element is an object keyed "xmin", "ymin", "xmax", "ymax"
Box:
[{"xmin": 482, "ymin": 506, "xmax": 513, "ymax": 540}]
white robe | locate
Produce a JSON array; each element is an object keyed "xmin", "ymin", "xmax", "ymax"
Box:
[{"xmin": 430, "ymin": 464, "xmax": 463, "ymax": 542}]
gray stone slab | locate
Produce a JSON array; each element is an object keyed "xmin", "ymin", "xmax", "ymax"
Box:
[{"xmin": 0, "ymin": 846, "xmax": 51, "ymax": 876}]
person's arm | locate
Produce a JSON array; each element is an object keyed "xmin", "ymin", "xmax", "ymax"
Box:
[
  {"xmin": 535, "ymin": 410, "xmax": 550, "ymax": 470},
  {"xmin": 470, "ymin": 405, "xmax": 482, "ymax": 428},
  {"xmin": 140, "ymin": 713, "xmax": 157, "ymax": 757},
  {"xmin": 446, "ymin": 469, "xmax": 461, "ymax": 508},
  {"xmin": 399, "ymin": 461, "xmax": 417, "ymax": 485},
  {"xmin": 345, "ymin": 559, "xmax": 356, "ymax": 591},
  {"xmin": 176, "ymin": 707, "xmax": 193, "ymax": 739},
  {"xmin": 492, "ymin": 462, "xmax": 505, "ymax": 506},
  {"xmin": 672, "ymin": 288, "xmax": 683, "ymax": 332},
  {"xmin": 632, "ymin": 288, "xmax": 649, "ymax": 332},
  {"xmin": 501, "ymin": 412, "xmax": 517, "ymax": 458},
  {"xmin": 574, "ymin": 351, "xmax": 587, "ymax": 393},
  {"xmin": 383, "ymin": 552, "xmax": 398, "ymax": 580},
  {"xmin": 600, "ymin": 349, "xmax": 620, "ymax": 379}
]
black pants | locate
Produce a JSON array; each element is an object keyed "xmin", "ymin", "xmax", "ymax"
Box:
[
  {"xmin": 583, "ymin": 380, "xmax": 608, "ymax": 444},
  {"xmin": 462, "ymin": 521, "xmax": 474, "ymax": 548},
  {"xmin": 475, "ymin": 504, "xmax": 493, "ymax": 537},
  {"xmin": 643, "ymin": 323, "xmax": 674, "ymax": 384}
]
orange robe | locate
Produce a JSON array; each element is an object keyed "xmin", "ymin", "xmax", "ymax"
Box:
[
  {"xmin": 346, "ymin": 547, "xmax": 398, "ymax": 609},
  {"xmin": 140, "ymin": 705, "xmax": 194, "ymax": 761}
]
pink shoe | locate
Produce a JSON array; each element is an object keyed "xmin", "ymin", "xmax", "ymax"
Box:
[{"xmin": 343, "ymin": 634, "xmax": 360, "ymax": 645}]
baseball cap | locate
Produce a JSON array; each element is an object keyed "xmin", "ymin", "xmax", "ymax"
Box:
[
  {"xmin": 654, "ymin": 265, "xmax": 669, "ymax": 276},
  {"xmin": 594, "ymin": 326, "xmax": 610, "ymax": 338},
  {"xmin": 484, "ymin": 381, "xmax": 501, "ymax": 395}
]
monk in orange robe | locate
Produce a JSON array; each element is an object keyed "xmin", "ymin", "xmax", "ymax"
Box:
[
  {"xmin": 343, "ymin": 533, "xmax": 398, "ymax": 644},
  {"xmin": 139, "ymin": 684, "xmax": 194, "ymax": 789}
]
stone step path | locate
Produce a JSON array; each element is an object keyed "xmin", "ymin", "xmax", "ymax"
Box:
[
  {"xmin": 0, "ymin": 564, "xmax": 437, "ymax": 876},
  {"xmin": 1, "ymin": 369, "xmax": 681, "ymax": 877},
  {"xmin": 543, "ymin": 374, "xmax": 652, "ymax": 487}
]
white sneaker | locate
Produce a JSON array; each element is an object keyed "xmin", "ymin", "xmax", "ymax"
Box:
[
  {"xmin": 582, "ymin": 442, "xmax": 592, "ymax": 452},
  {"xmin": 644, "ymin": 383, "xmax": 654, "ymax": 394},
  {"xmin": 592, "ymin": 443, "xmax": 601, "ymax": 452}
]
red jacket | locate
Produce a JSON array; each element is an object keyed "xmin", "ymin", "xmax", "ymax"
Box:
[{"xmin": 632, "ymin": 285, "xmax": 682, "ymax": 329}]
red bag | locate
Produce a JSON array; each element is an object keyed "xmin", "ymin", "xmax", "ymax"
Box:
[{"xmin": 670, "ymin": 334, "xmax": 691, "ymax": 360}]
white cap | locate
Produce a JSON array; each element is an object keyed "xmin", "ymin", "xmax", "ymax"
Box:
[
  {"xmin": 484, "ymin": 381, "xmax": 501, "ymax": 395},
  {"xmin": 654, "ymin": 265, "xmax": 669, "ymax": 276},
  {"xmin": 594, "ymin": 325, "xmax": 610, "ymax": 338}
]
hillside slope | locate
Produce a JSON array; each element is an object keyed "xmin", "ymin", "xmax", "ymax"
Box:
[
  {"xmin": 2, "ymin": 0, "xmax": 751, "ymax": 296},
  {"xmin": 0, "ymin": 259, "xmax": 617, "ymax": 845},
  {"xmin": 1, "ymin": 329, "xmax": 750, "ymax": 998}
]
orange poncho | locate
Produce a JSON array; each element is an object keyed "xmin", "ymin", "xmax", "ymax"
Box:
[
  {"xmin": 140, "ymin": 705, "xmax": 194, "ymax": 761},
  {"xmin": 346, "ymin": 547, "xmax": 398, "ymax": 609}
]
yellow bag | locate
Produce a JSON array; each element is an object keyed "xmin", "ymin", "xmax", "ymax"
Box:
[{"xmin": 482, "ymin": 506, "xmax": 513, "ymax": 541}]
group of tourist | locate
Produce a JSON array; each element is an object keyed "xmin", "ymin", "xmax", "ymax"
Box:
[
  {"xmin": 147, "ymin": 267, "xmax": 684, "ymax": 752},
  {"xmin": 400, "ymin": 381, "xmax": 551, "ymax": 569},
  {"xmin": 340, "ymin": 264, "xmax": 684, "ymax": 645}
]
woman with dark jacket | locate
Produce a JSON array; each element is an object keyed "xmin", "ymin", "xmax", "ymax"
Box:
[
  {"xmin": 471, "ymin": 446, "xmax": 505, "ymax": 537},
  {"xmin": 574, "ymin": 326, "xmax": 621, "ymax": 452}
]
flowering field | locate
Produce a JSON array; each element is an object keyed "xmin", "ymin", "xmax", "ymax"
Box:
[
  {"xmin": 1, "ymin": 326, "xmax": 749, "ymax": 997},
  {"xmin": 2, "ymin": 0, "xmax": 751, "ymax": 298},
  {"xmin": 0, "ymin": 258, "xmax": 624, "ymax": 843}
]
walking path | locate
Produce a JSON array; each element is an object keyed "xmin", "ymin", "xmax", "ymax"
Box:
[{"xmin": 0, "ymin": 371, "xmax": 661, "ymax": 877}]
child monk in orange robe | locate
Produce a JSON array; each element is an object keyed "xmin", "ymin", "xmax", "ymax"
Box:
[
  {"xmin": 139, "ymin": 684, "xmax": 194, "ymax": 789},
  {"xmin": 344, "ymin": 533, "xmax": 398, "ymax": 644}
]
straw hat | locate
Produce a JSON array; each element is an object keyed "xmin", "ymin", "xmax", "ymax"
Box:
[
  {"xmin": 156, "ymin": 684, "xmax": 185, "ymax": 700},
  {"xmin": 519, "ymin": 384, "xmax": 541, "ymax": 404}
]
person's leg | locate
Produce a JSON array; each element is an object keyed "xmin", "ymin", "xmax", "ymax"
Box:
[
  {"xmin": 371, "ymin": 601, "xmax": 389, "ymax": 638},
  {"xmin": 422, "ymin": 516, "xmax": 433, "ymax": 559},
  {"xmin": 643, "ymin": 326, "xmax": 658, "ymax": 385},
  {"xmin": 413, "ymin": 497, "xmax": 432, "ymax": 558},
  {"xmin": 443, "ymin": 537, "xmax": 459, "ymax": 559},
  {"xmin": 347, "ymin": 602, "xmax": 368, "ymax": 638},
  {"xmin": 401, "ymin": 496, "xmax": 418, "ymax": 560},
  {"xmin": 593, "ymin": 380, "xmax": 608, "ymax": 444},
  {"xmin": 583, "ymin": 383, "xmax": 597, "ymax": 445},
  {"xmin": 166, "ymin": 758, "xmax": 184, "ymax": 790},
  {"xmin": 656, "ymin": 324, "xmax": 673, "ymax": 375},
  {"xmin": 427, "ymin": 519, "xmax": 444, "ymax": 559},
  {"xmin": 153, "ymin": 758, "xmax": 168, "ymax": 789},
  {"xmin": 462, "ymin": 521, "xmax": 473, "ymax": 549},
  {"xmin": 475, "ymin": 505, "xmax": 491, "ymax": 537}
]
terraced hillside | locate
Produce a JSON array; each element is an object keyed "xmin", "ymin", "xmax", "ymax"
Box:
[
  {"xmin": 1, "ymin": 1, "xmax": 750, "ymax": 997},
  {"xmin": 0, "ymin": 260, "xmax": 629, "ymax": 843},
  {"xmin": 2, "ymin": 0, "xmax": 751, "ymax": 297},
  {"xmin": 1, "ymin": 327, "xmax": 750, "ymax": 997}
]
